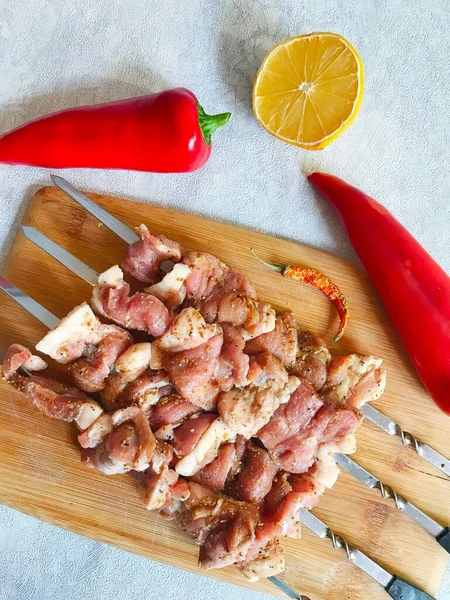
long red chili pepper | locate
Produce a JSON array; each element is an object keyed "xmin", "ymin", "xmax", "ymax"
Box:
[
  {"xmin": 309, "ymin": 171, "xmax": 450, "ymax": 415},
  {"xmin": 0, "ymin": 88, "xmax": 230, "ymax": 173},
  {"xmin": 251, "ymin": 249, "xmax": 349, "ymax": 343}
]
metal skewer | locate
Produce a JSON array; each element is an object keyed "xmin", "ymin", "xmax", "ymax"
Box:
[
  {"xmin": 49, "ymin": 176, "xmax": 450, "ymax": 480},
  {"xmin": 0, "ymin": 276, "xmax": 59, "ymax": 329},
  {"xmin": 298, "ymin": 509, "xmax": 436, "ymax": 600},
  {"xmin": 361, "ymin": 404, "xmax": 450, "ymax": 477},
  {"xmin": 334, "ymin": 453, "xmax": 450, "ymax": 552},
  {"xmin": 0, "ymin": 284, "xmax": 304, "ymax": 600},
  {"xmin": 50, "ymin": 175, "xmax": 139, "ymax": 245}
]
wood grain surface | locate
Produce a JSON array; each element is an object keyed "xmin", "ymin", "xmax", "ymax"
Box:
[{"xmin": 0, "ymin": 186, "xmax": 448, "ymax": 599}]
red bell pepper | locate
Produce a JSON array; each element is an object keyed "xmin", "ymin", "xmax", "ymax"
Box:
[
  {"xmin": 0, "ymin": 88, "xmax": 230, "ymax": 173},
  {"xmin": 309, "ymin": 172, "xmax": 450, "ymax": 415}
]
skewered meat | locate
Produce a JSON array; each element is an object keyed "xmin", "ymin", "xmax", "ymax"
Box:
[
  {"xmin": 36, "ymin": 302, "xmax": 102, "ymax": 363},
  {"xmin": 215, "ymin": 324, "xmax": 249, "ymax": 391},
  {"xmin": 239, "ymin": 538, "xmax": 285, "ymax": 582},
  {"xmin": 182, "ymin": 252, "xmax": 257, "ymax": 323},
  {"xmin": 182, "ymin": 483, "xmax": 284, "ymax": 578},
  {"xmin": 114, "ymin": 371, "xmax": 172, "ymax": 412},
  {"xmin": 183, "ymin": 252, "xmax": 229, "ymax": 301},
  {"xmin": 257, "ymin": 381, "xmax": 324, "ymax": 450},
  {"xmin": 131, "ymin": 465, "xmax": 179, "ymax": 511},
  {"xmin": 157, "ymin": 307, "xmax": 219, "ymax": 353},
  {"xmin": 80, "ymin": 406, "xmax": 160, "ymax": 475},
  {"xmin": 264, "ymin": 402, "xmax": 362, "ymax": 474},
  {"xmin": 147, "ymin": 394, "xmax": 198, "ymax": 436},
  {"xmin": 245, "ymin": 310, "xmax": 298, "ymax": 367},
  {"xmin": 1, "ymin": 222, "xmax": 390, "ymax": 583},
  {"xmin": 182, "ymin": 485, "xmax": 263, "ymax": 569},
  {"xmin": 172, "ymin": 413, "xmax": 217, "ymax": 458},
  {"xmin": 190, "ymin": 442, "xmax": 237, "ymax": 491},
  {"xmin": 1, "ymin": 351, "xmax": 102, "ymax": 430},
  {"xmin": 145, "ymin": 263, "xmax": 191, "ymax": 308},
  {"xmin": 91, "ymin": 265, "xmax": 171, "ymax": 336},
  {"xmin": 218, "ymin": 353, "xmax": 300, "ymax": 438},
  {"xmin": 100, "ymin": 342, "xmax": 153, "ymax": 411},
  {"xmin": 2, "ymin": 343, "xmax": 47, "ymax": 377},
  {"xmin": 322, "ymin": 354, "xmax": 387, "ymax": 407},
  {"xmin": 122, "ymin": 224, "xmax": 183, "ymax": 284},
  {"xmin": 262, "ymin": 470, "xmax": 325, "ymax": 538},
  {"xmin": 70, "ymin": 325, "xmax": 134, "ymax": 393},
  {"xmin": 158, "ymin": 477, "xmax": 191, "ymax": 520},
  {"xmin": 290, "ymin": 330, "xmax": 331, "ymax": 391},
  {"xmin": 174, "ymin": 416, "xmax": 235, "ymax": 477},
  {"xmin": 258, "ymin": 378, "xmax": 362, "ymax": 474},
  {"xmin": 233, "ymin": 442, "xmax": 277, "ymax": 505},
  {"xmin": 163, "ymin": 334, "xmax": 223, "ymax": 410},
  {"xmin": 216, "ymin": 292, "xmax": 276, "ymax": 341},
  {"xmin": 310, "ymin": 435, "xmax": 356, "ymax": 489}
]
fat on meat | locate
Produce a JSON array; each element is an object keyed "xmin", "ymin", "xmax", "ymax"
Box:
[
  {"xmin": 257, "ymin": 380, "xmax": 324, "ymax": 449},
  {"xmin": 182, "ymin": 252, "xmax": 257, "ymax": 321},
  {"xmin": 145, "ymin": 263, "xmax": 191, "ymax": 308},
  {"xmin": 239, "ymin": 537, "xmax": 285, "ymax": 582},
  {"xmin": 174, "ymin": 416, "xmax": 236, "ymax": 477},
  {"xmin": 100, "ymin": 342, "xmax": 153, "ymax": 411},
  {"xmin": 181, "ymin": 487, "xmax": 260, "ymax": 570},
  {"xmin": 190, "ymin": 442, "xmax": 236, "ymax": 491},
  {"xmin": 245, "ymin": 310, "xmax": 298, "ymax": 367},
  {"xmin": 183, "ymin": 252, "xmax": 229, "ymax": 301},
  {"xmin": 264, "ymin": 402, "xmax": 362, "ymax": 474},
  {"xmin": 115, "ymin": 371, "xmax": 172, "ymax": 412},
  {"xmin": 158, "ymin": 477, "xmax": 191, "ymax": 520},
  {"xmin": 172, "ymin": 413, "xmax": 217, "ymax": 458},
  {"xmin": 182, "ymin": 484, "xmax": 284, "ymax": 576},
  {"xmin": 218, "ymin": 353, "xmax": 299, "ymax": 438},
  {"xmin": 262, "ymin": 471, "xmax": 325, "ymax": 538},
  {"xmin": 310, "ymin": 434, "xmax": 357, "ymax": 489},
  {"xmin": 216, "ymin": 293, "xmax": 275, "ymax": 341},
  {"xmin": 322, "ymin": 354, "xmax": 387, "ymax": 407},
  {"xmin": 131, "ymin": 465, "xmax": 179, "ymax": 511},
  {"xmin": 121, "ymin": 224, "xmax": 183, "ymax": 284},
  {"xmin": 91, "ymin": 265, "xmax": 171, "ymax": 337},
  {"xmin": 36, "ymin": 302, "xmax": 103, "ymax": 364},
  {"xmin": 157, "ymin": 307, "xmax": 220, "ymax": 353}
]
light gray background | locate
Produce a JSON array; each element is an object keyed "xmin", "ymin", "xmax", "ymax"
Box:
[{"xmin": 0, "ymin": 0, "xmax": 449, "ymax": 599}]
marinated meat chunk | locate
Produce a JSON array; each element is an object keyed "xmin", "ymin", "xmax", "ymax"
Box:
[
  {"xmin": 290, "ymin": 330, "xmax": 331, "ymax": 391},
  {"xmin": 91, "ymin": 265, "xmax": 171, "ymax": 336},
  {"xmin": 122, "ymin": 224, "xmax": 182, "ymax": 284},
  {"xmin": 245, "ymin": 311, "xmax": 298, "ymax": 367},
  {"xmin": 322, "ymin": 354, "xmax": 387, "ymax": 407}
]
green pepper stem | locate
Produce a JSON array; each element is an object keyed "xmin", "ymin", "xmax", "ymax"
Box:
[
  {"xmin": 250, "ymin": 248, "xmax": 284, "ymax": 273},
  {"xmin": 197, "ymin": 105, "xmax": 231, "ymax": 146}
]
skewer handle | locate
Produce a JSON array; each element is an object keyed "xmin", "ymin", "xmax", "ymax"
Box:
[
  {"xmin": 436, "ymin": 528, "xmax": 450, "ymax": 553},
  {"xmin": 386, "ymin": 576, "xmax": 435, "ymax": 600}
]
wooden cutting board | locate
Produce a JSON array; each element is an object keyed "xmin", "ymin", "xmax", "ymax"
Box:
[{"xmin": 0, "ymin": 186, "xmax": 448, "ymax": 600}]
